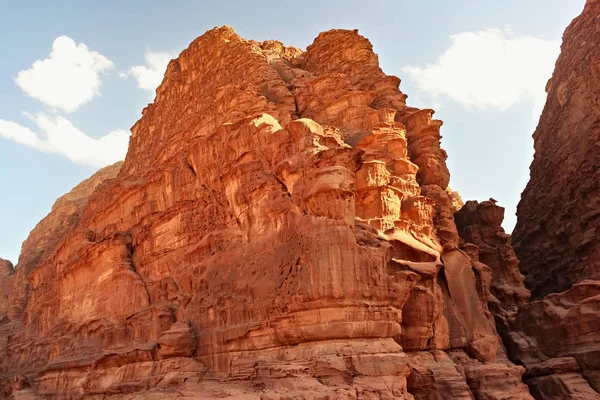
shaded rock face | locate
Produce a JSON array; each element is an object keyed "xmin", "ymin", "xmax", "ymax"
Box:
[
  {"xmin": 513, "ymin": 0, "xmax": 600, "ymax": 300},
  {"xmin": 455, "ymin": 200, "xmax": 530, "ymax": 345},
  {"xmin": 0, "ymin": 28, "xmax": 534, "ymax": 399},
  {"xmin": 455, "ymin": 201, "xmax": 600, "ymax": 398},
  {"xmin": 503, "ymin": 1, "xmax": 600, "ymax": 398}
]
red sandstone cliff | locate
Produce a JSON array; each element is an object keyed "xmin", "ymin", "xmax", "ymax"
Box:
[
  {"xmin": 0, "ymin": 25, "xmax": 553, "ymax": 399},
  {"xmin": 508, "ymin": 0, "xmax": 600, "ymax": 398},
  {"xmin": 513, "ymin": 0, "xmax": 600, "ymax": 300},
  {"xmin": 456, "ymin": 201, "xmax": 600, "ymax": 399}
]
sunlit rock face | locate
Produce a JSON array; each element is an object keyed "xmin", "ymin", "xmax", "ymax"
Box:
[
  {"xmin": 0, "ymin": 27, "xmax": 534, "ymax": 399},
  {"xmin": 507, "ymin": 1, "xmax": 600, "ymax": 397}
]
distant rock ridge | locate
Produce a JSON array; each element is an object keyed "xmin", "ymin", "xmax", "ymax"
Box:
[{"xmin": 0, "ymin": 9, "xmax": 595, "ymax": 397}]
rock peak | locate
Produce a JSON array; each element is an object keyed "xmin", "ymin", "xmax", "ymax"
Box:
[
  {"xmin": 0, "ymin": 26, "xmax": 537, "ymax": 399},
  {"xmin": 0, "ymin": 258, "xmax": 13, "ymax": 278}
]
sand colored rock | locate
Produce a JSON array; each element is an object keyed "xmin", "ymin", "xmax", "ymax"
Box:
[{"xmin": 0, "ymin": 27, "xmax": 531, "ymax": 399}]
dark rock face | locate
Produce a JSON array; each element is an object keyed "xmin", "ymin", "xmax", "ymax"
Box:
[
  {"xmin": 508, "ymin": 1, "xmax": 600, "ymax": 397},
  {"xmin": 513, "ymin": 0, "xmax": 600, "ymax": 299}
]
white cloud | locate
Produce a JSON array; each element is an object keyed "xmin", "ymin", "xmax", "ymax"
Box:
[
  {"xmin": 122, "ymin": 51, "xmax": 172, "ymax": 91},
  {"xmin": 14, "ymin": 36, "xmax": 113, "ymax": 113},
  {"xmin": 0, "ymin": 119, "xmax": 46, "ymax": 149},
  {"xmin": 0, "ymin": 114, "xmax": 129, "ymax": 167},
  {"xmin": 402, "ymin": 28, "xmax": 560, "ymax": 118}
]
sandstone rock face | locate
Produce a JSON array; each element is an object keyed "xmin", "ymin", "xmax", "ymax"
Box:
[
  {"xmin": 0, "ymin": 162, "xmax": 121, "ymax": 329},
  {"xmin": 0, "ymin": 27, "xmax": 533, "ymax": 399},
  {"xmin": 510, "ymin": 1, "xmax": 600, "ymax": 398},
  {"xmin": 0, "ymin": 259, "xmax": 14, "ymax": 328},
  {"xmin": 0, "ymin": 260, "xmax": 12, "ymax": 279},
  {"xmin": 513, "ymin": 0, "xmax": 600, "ymax": 299},
  {"xmin": 513, "ymin": 282, "xmax": 600, "ymax": 397},
  {"xmin": 455, "ymin": 201, "xmax": 600, "ymax": 398},
  {"xmin": 455, "ymin": 200, "xmax": 530, "ymax": 338}
]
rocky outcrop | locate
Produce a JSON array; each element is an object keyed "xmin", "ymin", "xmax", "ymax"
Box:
[
  {"xmin": 455, "ymin": 200, "xmax": 530, "ymax": 338},
  {"xmin": 0, "ymin": 162, "xmax": 123, "ymax": 398},
  {"xmin": 514, "ymin": 282, "xmax": 600, "ymax": 397},
  {"xmin": 505, "ymin": 1, "xmax": 600, "ymax": 398},
  {"xmin": 455, "ymin": 200, "xmax": 600, "ymax": 398},
  {"xmin": 0, "ymin": 258, "xmax": 14, "ymax": 345},
  {"xmin": 0, "ymin": 162, "xmax": 121, "ymax": 322},
  {"xmin": 0, "ymin": 260, "xmax": 12, "ymax": 279},
  {"xmin": 0, "ymin": 27, "xmax": 533, "ymax": 399},
  {"xmin": 512, "ymin": 0, "xmax": 600, "ymax": 299},
  {"xmin": 407, "ymin": 350, "xmax": 531, "ymax": 400}
]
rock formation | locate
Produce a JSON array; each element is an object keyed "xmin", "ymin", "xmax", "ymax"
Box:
[
  {"xmin": 509, "ymin": 0, "xmax": 600, "ymax": 397},
  {"xmin": 455, "ymin": 200, "xmax": 600, "ymax": 398},
  {"xmin": 455, "ymin": 200, "xmax": 530, "ymax": 348},
  {"xmin": 513, "ymin": 0, "xmax": 600, "ymax": 300},
  {"xmin": 2, "ymin": 2, "xmax": 599, "ymax": 395},
  {"xmin": 0, "ymin": 26, "xmax": 539, "ymax": 399}
]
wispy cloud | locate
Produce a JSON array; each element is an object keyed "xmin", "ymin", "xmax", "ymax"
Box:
[
  {"xmin": 14, "ymin": 36, "xmax": 113, "ymax": 113},
  {"xmin": 2, "ymin": 36, "xmax": 128, "ymax": 167},
  {"xmin": 5, "ymin": 41, "xmax": 172, "ymax": 167},
  {"xmin": 402, "ymin": 28, "xmax": 559, "ymax": 119},
  {"xmin": 120, "ymin": 51, "xmax": 173, "ymax": 91},
  {"xmin": 0, "ymin": 114, "xmax": 129, "ymax": 168}
]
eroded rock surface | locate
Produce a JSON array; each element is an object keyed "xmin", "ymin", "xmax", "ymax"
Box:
[
  {"xmin": 513, "ymin": 0, "xmax": 600, "ymax": 299},
  {"xmin": 455, "ymin": 200, "xmax": 530, "ymax": 339},
  {"xmin": 509, "ymin": 1, "xmax": 600, "ymax": 397},
  {"xmin": 455, "ymin": 200, "xmax": 600, "ymax": 399},
  {"xmin": 0, "ymin": 27, "xmax": 532, "ymax": 399}
]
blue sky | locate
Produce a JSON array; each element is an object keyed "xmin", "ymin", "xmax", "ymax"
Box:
[{"xmin": 0, "ymin": 0, "xmax": 586, "ymax": 264}]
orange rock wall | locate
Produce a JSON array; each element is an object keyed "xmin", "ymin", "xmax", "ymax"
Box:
[{"xmin": 0, "ymin": 27, "xmax": 534, "ymax": 399}]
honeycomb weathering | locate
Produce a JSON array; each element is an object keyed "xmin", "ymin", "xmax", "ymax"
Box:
[{"xmin": 0, "ymin": 13, "xmax": 598, "ymax": 398}]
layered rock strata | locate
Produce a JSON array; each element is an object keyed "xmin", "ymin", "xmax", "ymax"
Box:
[{"xmin": 0, "ymin": 27, "xmax": 533, "ymax": 399}]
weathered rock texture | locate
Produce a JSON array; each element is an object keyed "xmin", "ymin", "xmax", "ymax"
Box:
[
  {"xmin": 0, "ymin": 163, "xmax": 122, "ymax": 337},
  {"xmin": 455, "ymin": 200, "xmax": 530, "ymax": 348},
  {"xmin": 513, "ymin": 0, "xmax": 600, "ymax": 300},
  {"xmin": 510, "ymin": 0, "xmax": 600, "ymax": 398},
  {"xmin": 0, "ymin": 27, "xmax": 535, "ymax": 399},
  {"xmin": 455, "ymin": 201, "xmax": 600, "ymax": 399}
]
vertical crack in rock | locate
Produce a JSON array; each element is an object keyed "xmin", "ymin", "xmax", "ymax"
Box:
[{"xmin": 126, "ymin": 235, "xmax": 152, "ymax": 306}]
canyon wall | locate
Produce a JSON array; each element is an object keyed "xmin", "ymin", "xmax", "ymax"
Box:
[
  {"xmin": 511, "ymin": 0, "xmax": 600, "ymax": 397},
  {"xmin": 0, "ymin": 27, "xmax": 534, "ymax": 399},
  {"xmin": 513, "ymin": 0, "xmax": 600, "ymax": 300},
  {"xmin": 3, "ymin": 3, "xmax": 600, "ymax": 397}
]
